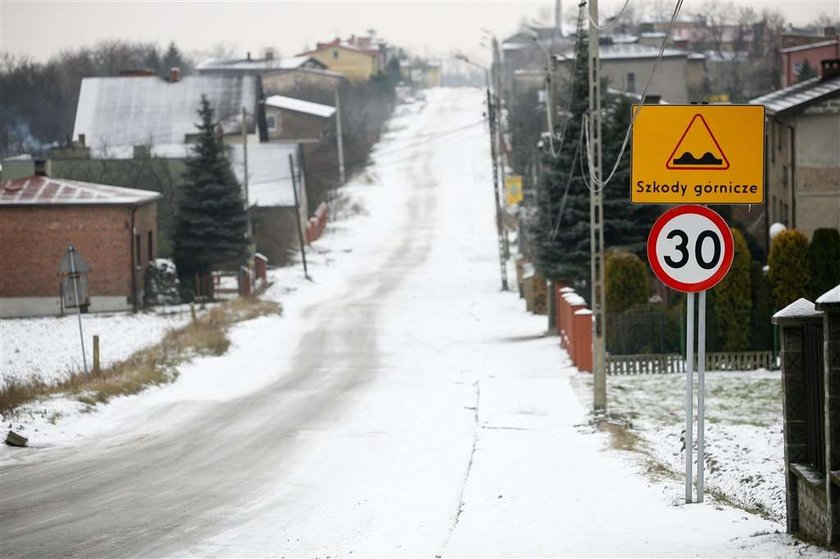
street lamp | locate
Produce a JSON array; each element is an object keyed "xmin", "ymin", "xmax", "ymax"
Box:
[{"xmin": 456, "ymin": 53, "xmax": 509, "ymax": 291}]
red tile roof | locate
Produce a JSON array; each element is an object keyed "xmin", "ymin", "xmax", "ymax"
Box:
[{"xmin": 0, "ymin": 176, "xmax": 160, "ymax": 206}]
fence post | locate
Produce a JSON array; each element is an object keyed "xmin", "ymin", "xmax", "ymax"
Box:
[
  {"xmin": 92, "ymin": 335, "xmax": 100, "ymax": 374},
  {"xmin": 816, "ymin": 287, "xmax": 840, "ymax": 546}
]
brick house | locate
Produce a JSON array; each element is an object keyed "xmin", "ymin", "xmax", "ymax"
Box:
[{"xmin": 0, "ymin": 175, "xmax": 160, "ymax": 318}]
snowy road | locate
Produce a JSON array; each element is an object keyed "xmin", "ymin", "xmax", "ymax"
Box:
[{"xmin": 0, "ymin": 89, "xmax": 812, "ymax": 557}]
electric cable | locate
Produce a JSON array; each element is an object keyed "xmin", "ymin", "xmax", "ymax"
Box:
[
  {"xmin": 583, "ymin": 0, "xmax": 685, "ymax": 193},
  {"xmin": 586, "ymin": 0, "xmax": 632, "ymax": 31}
]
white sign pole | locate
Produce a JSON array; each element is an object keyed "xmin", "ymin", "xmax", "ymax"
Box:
[
  {"xmin": 685, "ymin": 291, "xmax": 695, "ymax": 504},
  {"xmin": 697, "ymin": 289, "xmax": 707, "ymax": 501},
  {"xmin": 68, "ymin": 245, "xmax": 89, "ymax": 375}
]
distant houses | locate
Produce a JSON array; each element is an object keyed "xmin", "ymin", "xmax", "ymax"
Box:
[{"xmin": 298, "ymin": 36, "xmax": 387, "ymax": 80}]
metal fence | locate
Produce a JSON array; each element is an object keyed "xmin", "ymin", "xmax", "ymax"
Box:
[{"xmin": 605, "ymin": 350, "xmax": 775, "ymax": 375}]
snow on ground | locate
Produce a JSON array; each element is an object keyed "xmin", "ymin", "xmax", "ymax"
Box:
[
  {"xmin": 573, "ymin": 368, "xmax": 786, "ymax": 520},
  {"xmin": 1, "ymin": 306, "xmax": 196, "ymax": 387}
]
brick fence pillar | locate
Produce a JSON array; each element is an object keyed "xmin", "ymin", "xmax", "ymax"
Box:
[{"xmin": 574, "ymin": 308, "xmax": 593, "ymax": 372}]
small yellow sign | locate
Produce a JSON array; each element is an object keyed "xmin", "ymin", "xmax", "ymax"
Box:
[
  {"xmin": 631, "ymin": 104, "xmax": 765, "ymax": 205},
  {"xmin": 505, "ymin": 175, "xmax": 523, "ymax": 205}
]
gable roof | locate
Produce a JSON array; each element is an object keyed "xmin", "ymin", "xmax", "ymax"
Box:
[
  {"xmin": 298, "ymin": 42, "xmax": 379, "ymax": 58},
  {"xmin": 196, "ymin": 55, "xmax": 327, "ymax": 73},
  {"xmin": 229, "ymin": 143, "xmax": 301, "ymax": 207},
  {"xmin": 264, "ymin": 95, "xmax": 336, "ymax": 118},
  {"xmin": 751, "ymin": 74, "xmax": 840, "ymax": 116},
  {"xmin": 0, "ymin": 176, "xmax": 160, "ymax": 206},
  {"xmin": 73, "ymin": 75, "xmax": 259, "ymax": 156}
]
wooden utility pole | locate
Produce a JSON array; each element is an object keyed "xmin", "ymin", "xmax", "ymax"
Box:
[
  {"xmin": 335, "ymin": 88, "xmax": 346, "ymax": 185},
  {"xmin": 288, "ymin": 154, "xmax": 310, "ymax": 280},
  {"xmin": 589, "ymin": 0, "xmax": 607, "ymax": 413}
]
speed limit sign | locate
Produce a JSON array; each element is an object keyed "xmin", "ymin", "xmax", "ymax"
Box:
[{"xmin": 647, "ymin": 205, "xmax": 734, "ymax": 292}]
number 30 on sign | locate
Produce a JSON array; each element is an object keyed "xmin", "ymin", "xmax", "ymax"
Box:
[{"xmin": 647, "ymin": 205, "xmax": 734, "ymax": 293}]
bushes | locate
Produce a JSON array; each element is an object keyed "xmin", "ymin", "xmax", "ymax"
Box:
[
  {"xmin": 605, "ymin": 251, "xmax": 649, "ymax": 314},
  {"xmin": 768, "ymin": 229, "xmax": 811, "ymax": 308},
  {"xmin": 809, "ymin": 228, "xmax": 840, "ymax": 299},
  {"xmin": 712, "ymin": 228, "xmax": 752, "ymax": 351}
]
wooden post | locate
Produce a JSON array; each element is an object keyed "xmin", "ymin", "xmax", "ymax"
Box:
[
  {"xmin": 92, "ymin": 335, "xmax": 100, "ymax": 374},
  {"xmin": 190, "ymin": 303, "xmax": 197, "ymax": 323}
]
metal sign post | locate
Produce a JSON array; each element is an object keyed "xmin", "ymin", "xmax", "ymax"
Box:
[
  {"xmin": 64, "ymin": 245, "xmax": 89, "ymax": 375},
  {"xmin": 647, "ymin": 205, "xmax": 734, "ymax": 503}
]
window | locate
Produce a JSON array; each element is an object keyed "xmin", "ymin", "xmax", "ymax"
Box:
[
  {"xmin": 333, "ymin": 50, "xmax": 339, "ymax": 59},
  {"xmin": 147, "ymin": 231, "xmax": 153, "ymax": 261},
  {"xmin": 266, "ymin": 113, "xmax": 277, "ymax": 132},
  {"xmin": 135, "ymin": 234, "xmax": 141, "ymax": 266},
  {"xmin": 626, "ymin": 72, "xmax": 636, "ymax": 93}
]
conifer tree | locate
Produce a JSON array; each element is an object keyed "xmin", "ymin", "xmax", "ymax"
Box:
[
  {"xmin": 173, "ymin": 95, "xmax": 249, "ymax": 280},
  {"xmin": 529, "ymin": 31, "xmax": 591, "ymax": 286}
]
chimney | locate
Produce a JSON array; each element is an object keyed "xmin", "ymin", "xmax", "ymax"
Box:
[
  {"xmin": 825, "ymin": 26, "xmax": 837, "ymax": 37},
  {"xmin": 78, "ymin": 133, "xmax": 85, "ymax": 147},
  {"xmin": 821, "ymin": 58, "xmax": 840, "ymax": 80},
  {"xmin": 34, "ymin": 159, "xmax": 51, "ymax": 177},
  {"xmin": 264, "ymin": 48, "xmax": 275, "ymax": 60},
  {"xmin": 169, "ymin": 67, "xmax": 180, "ymax": 82}
]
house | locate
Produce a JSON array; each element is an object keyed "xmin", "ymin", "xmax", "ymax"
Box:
[
  {"xmin": 780, "ymin": 37, "xmax": 840, "ymax": 86},
  {"xmin": 298, "ymin": 37, "xmax": 385, "ymax": 80},
  {"xmin": 0, "ymin": 174, "xmax": 160, "ymax": 317},
  {"xmin": 195, "ymin": 52, "xmax": 328, "ymax": 75},
  {"xmin": 229, "ymin": 143, "xmax": 308, "ymax": 265},
  {"xmin": 263, "ymin": 95, "xmax": 336, "ymax": 143},
  {"xmin": 750, "ymin": 59, "xmax": 840, "ymax": 244},
  {"xmin": 261, "ymin": 67, "xmax": 344, "ymax": 104},
  {"xmin": 73, "ymin": 72, "xmax": 260, "ymax": 157},
  {"xmin": 508, "ymin": 39, "xmax": 699, "ymax": 103}
]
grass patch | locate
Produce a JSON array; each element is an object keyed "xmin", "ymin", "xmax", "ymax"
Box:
[{"xmin": 0, "ymin": 296, "xmax": 281, "ymax": 415}]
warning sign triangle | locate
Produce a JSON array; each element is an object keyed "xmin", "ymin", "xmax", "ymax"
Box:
[{"xmin": 666, "ymin": 113, "xmax": 730, "ymax": 170}]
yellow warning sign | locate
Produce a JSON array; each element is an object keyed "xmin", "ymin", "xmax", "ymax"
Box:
[
  {"xmin": 631, "ymin": 105, "xmax": 765, "ymax": 205},
  {"xmin": 505, "ymin": 175, "xmax": 523, "ymax": 205}
]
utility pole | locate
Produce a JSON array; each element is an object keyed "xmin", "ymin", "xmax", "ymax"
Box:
[
  {"xmin": 491, "ymin": 36, "xmax": 511, "ymax": 262},
  {"xmin": 589, "ymin": 0, "xmax": 607, "ymax": 414},
  {"xmin": 241, "ymin": 106, "xmax": 252, "ymax": 239},
  {"xmin": 457, "ymin": 54, "xmax": 508, "ymax": 291},
  {"xmin": 335, "ymin": 87, "xmax": 346, "ymax": 185},
  {"xmin": 288, "ymin": 153, "xmax": 310, "ymax": 280}
]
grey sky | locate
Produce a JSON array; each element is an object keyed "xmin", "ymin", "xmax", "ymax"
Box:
[{"xmin": 2, "ymin": 1, "xmax": 838, "ymax": 66}]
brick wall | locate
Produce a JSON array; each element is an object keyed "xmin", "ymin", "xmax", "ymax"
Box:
[{"xmin": 0, "ymin": 202, "xmax": 156, "ymax": 301}]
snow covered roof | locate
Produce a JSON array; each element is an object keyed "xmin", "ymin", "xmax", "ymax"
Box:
[
  {"xmin": 772, "ymin": 298, "xmax": 822, "ymax": 323},
  {"xmin": 816, "ymin": 284, "xmax": 840, "ymax": 307},
  {"xmin": 264, "ymin": 95, "xmax": 336, "ymax": 118},
  {"xmin": 779, "ymin": 38, "xmax": 839, "ymax": 54},
  {"xmin": 196, "ymin": 56, "xmax": 326, "ymax": 73},
  {"xmin": 229, "ymin": 143, "xmax": 301, "ymax": 207},
  {"xmin": 750, "ymin": 75, "xmax": 840, "ymax": 116},
  {"xmin": 0, "ymin": 176, "xmax": 160, "ymax": 206},
  {"xmin": 73, "ymin": 75, "xmax": 259, "ymax": 156},
  {"xmin": 599, "ymin": 43, "xmax": 688, "ymax": 60}
]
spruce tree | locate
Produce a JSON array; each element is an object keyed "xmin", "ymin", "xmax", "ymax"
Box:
[
  {"xmin": 529, "ymin": 31, "xmax": 591, "ymax": 287},
  {"xmin": 173, "ymin": 95, "xmax": 249, "ymax": 280}
]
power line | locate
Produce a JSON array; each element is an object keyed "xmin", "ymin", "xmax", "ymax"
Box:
[
  {"xmin": 248, "ymin": 121, "xmax": 487, "ymax": 188},
  {"xmin": 583, "ymin": 0, "xmax": 685, "ymax": 193},
  {"xmin": 586, "ymin": 0, "xmax": 631, "ymax": 31}
]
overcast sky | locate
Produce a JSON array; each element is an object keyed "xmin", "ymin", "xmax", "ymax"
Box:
[{"xmin": 2, "ymin": 1, "xmax": 838, "ymax": 66}]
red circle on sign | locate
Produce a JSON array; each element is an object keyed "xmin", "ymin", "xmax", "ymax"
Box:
[{"xmin": 647, "ymin": 205, "xmax": 734, "ymax": 292}]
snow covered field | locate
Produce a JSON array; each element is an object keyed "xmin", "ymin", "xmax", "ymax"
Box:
[
  {"xmin": 0, "ymin": 89, "xmax": 832, "ymax": 557},
  {"xmin": 573, "ymin": 368, "xmax": 786, "ymax": 519},
  {"xmin": 1, "ymin": 306, "xmax": 196, "ymax": 387}
]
